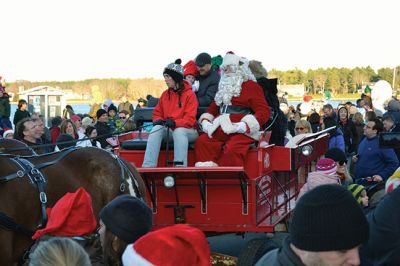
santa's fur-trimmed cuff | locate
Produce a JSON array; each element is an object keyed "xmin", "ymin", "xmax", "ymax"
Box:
[
  {"xmin": 241, "ymin": 114, "xmax": 260, "ymax": 140},
  {"xmin": 199, "ymin": 113, "xmax": 214, "ymax": 123}
]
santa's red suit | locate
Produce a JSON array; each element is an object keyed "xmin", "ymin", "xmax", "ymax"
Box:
[{"xmin": 195, "ymin": 56, "xmax": 270, "ymax": 166}]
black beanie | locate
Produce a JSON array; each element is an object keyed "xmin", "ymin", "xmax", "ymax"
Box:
[
  {"xmin": 163, "ymin": 59, "xmax": 184, "ymax": 84},
  {"xmin": 290, "ymin": 184, "xmax": 368, "ymax": 251},
  {"xmin": 99, "ymin": 195, "xmax": 153, "ymax": 243},
  {"xmin": 325, "ymin": 148, "xmax": 347, "ymax": 163},
  {"xmin": 96, "ymin": 109, "xmax": 107, "ymax": 119},
  {"xmin": 108, "ymin": 104, "xmax": 118, "ymax": 114}
]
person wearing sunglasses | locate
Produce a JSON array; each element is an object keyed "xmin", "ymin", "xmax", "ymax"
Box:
[
  {"xmin": 294, "ymin": 120, "xmax": 312, "ymax": 135},
  {"xmin": 325, "ymin": 148, "xmax": 353, "ymax": 185}
]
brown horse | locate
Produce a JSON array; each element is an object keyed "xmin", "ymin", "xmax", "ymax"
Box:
[{"xmin": 0, "ymin": 139, "xmax": 146, "ymax": 265}]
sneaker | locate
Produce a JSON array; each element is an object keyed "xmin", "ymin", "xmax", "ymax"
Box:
[{"xmin": 195, "ymin": 161, "xmax": 218, "ymax": 167}]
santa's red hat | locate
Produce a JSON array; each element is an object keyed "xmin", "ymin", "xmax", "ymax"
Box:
[
  {"xmin": 122, "ymin": 224, "xmax": 211, "ymax": 266},
  {"xmin": 183, "ymin": 60, "xmax": 199, "ymax": 77},
  {"xmin": 303, "ymin": 95, "xmax": 313, "ymax": 102},
  {"xmin": 32, "ymin": 187, "xmax": 97, "ymax": 240}
]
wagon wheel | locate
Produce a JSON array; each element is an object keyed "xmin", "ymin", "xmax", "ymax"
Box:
[{"xmin": 237, "ymin": 238, "xmax": 279, "ymax": 266}]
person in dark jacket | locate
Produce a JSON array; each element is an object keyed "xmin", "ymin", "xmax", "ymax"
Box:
[
  {"xmin": 360, "ymin": 187, "xmax": 400, "ymax": 265},
  {"xmin": 94, "ymin": 109, "xmax": 112, "ymax": 148},
  {"xmin": 118, "ymin": 95, "xmax": 134, "ymax": 116},
  {"xmin": 194, "ymin": 52, "xmax": 220, "ymax": 107},
  {"xmin": 307, "ymin": 112, "xmax": 321, "ymax": 133},
  {"xmin": 13, "ymin": 99, "xmax": 30, "ymax": 127},
  {"xmin": 337, "ymin": 106, "xmax": 358, "ymax": 155},
  {"xmin": 249, "ymin": 60, "xmax": 287, "ymax": 146},
  {"xmin": 0, "ymin": 88, "xmax": 12, "ymax": 131},
  {"xmin": 256, "ymin": 185, "xmax": 369, "ymax": 266}
]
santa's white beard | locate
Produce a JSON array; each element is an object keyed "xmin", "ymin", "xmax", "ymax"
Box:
[{"xmin": 214, "ymin": 73, "xmax": 244, "ymax": 106}]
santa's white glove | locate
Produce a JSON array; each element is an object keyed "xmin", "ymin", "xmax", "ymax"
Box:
[
  {"xmin": 235, "ymin": 122, "xmax": 247, "ymax": 134},
  {"xmin": 201, "ymin": 120, "xmax": 212, "ymax": 134}
]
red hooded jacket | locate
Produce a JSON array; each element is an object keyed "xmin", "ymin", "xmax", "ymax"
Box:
[{"xmin": 153, "ymin": 81, "xmax": 198, "ymax": 129}]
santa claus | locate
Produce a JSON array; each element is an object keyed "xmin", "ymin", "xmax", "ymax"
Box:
[{"xmin": 195, "ymin": 53, "xmax": 270, "ymax": 166}]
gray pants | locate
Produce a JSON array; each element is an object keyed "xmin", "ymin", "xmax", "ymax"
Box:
[{"xmin": 142, "ymin": 125, "xmax": 198, "ymax": 167}]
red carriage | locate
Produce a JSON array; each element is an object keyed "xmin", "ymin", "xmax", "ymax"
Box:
[{"xmin": 115, "ymin": 108, "xmax": 330, "ymax": 235}]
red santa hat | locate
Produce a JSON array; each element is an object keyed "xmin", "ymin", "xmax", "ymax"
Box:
[
  {"xmin": 32, "ymin": 187, "xmax": 97, "ymax": 240},
  {"xmin": 122, "ymin": 224, "xmax": 211, "ymax": 266},
  {"xmin": 183, "ymin": 60, "xmax": 199, "ymax": 77}
]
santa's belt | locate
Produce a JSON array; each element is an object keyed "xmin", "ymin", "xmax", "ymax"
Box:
[{"xmin": 220, "ymin": 105, "xmax": 252, "ymax": 114}]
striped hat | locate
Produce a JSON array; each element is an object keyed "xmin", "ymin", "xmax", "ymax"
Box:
[
  {"xmin": 316, "ymin": 158, "xmax": 337, "ymax": 175},
  {"xmin": 347, "ymin": 184, "xmax": 366, "ymax": 204}
]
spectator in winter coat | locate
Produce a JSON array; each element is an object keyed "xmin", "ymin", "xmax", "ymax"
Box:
[
  {"xmin": 13, "ymin": 99, "xmax": 30, "ymax": 127},
  {"xmin": 256, "ymin": 185, "xmax": 369, "ymax": 266},
  {"xmin": 297, "ymin": 158, "xmax": 341, "ymax": 200},
  {"xmin": 142, "ymin": 59, "xmax": 198, "ymax": 167},
  {"xmin": 337, "ymin": 106, "xmax": 358, "ymax": 155},
  {"xmin": 383, "ymin": 98, "xmax": 400, "ymax": 124},
  {"xmin": 353, "ymin": 118, "xmax": 399, "ymax": 182},
  {"xmin": 323, "ymin": 116, "xmax": 345, "ymax": 152},
  {"xmin": 194, "ymin": 52, "xmax": 220, "ymax": 107},
  {"xmin": 50, "ymin": 116, "xmax": 62, "ymax": 144},
  {"xmin": 99, "ymin": 195, "xmax": 153, "ymax": 265},
  {"xmin": 94, "ymin": 109, "xmax": 112, "ymax": 148},
  {"xmin": 0, "ymin": 88, "xmax": 12, "ymax": 131},
  {"xmin": 118, "ymin": 95, "xmax": 134, "ymax": 116},
  {"xmin": 352, "ymin": 112, "xmax": 365, "ymax": 151},
  {"xmin": 360, "ymin": 186, "xmax": 400, "ymax": 265}
]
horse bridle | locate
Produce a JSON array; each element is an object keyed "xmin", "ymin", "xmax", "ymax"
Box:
[{"xmin": 0, "ymin": 148, "xmax": 79, "ymax": 229}]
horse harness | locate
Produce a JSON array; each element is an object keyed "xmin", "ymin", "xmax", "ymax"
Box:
[{"xmin": 0, "ymin": 147, "xmax": 131, "ymax": 235}]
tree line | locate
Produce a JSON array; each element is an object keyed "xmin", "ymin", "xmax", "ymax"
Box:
[
  {"xmin": 5, "ymin": 66, "xmax": 399, "ymax": 101},
  {"xmin": 269, "ymin": 66, "xmax": 399, "ymax": 95}
]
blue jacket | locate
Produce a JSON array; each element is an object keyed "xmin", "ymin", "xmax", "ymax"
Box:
[
  {"xmin": 328, "ymin": 128, "xmax": 345, "ymax": 152},
  {"xmin": 355, "ymin": 136, "xmax": 399, "ymax": 181}
]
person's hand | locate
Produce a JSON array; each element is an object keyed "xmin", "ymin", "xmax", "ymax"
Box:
[
  {"xmin": 153, "ymin": 119, "xmax": 164, "ymax": 126},
  {"xmin": 372, "ymin": 175, "xmax": 383, "ymax": 182},
  {"xmin": 352, "ymin": 154, "xmax": 359, "ymax": 163},
  {"xmin": 165, "ymin": 119, "xmax": 176, "ymax": 128},
  {"xmin": 235, "ymin": 122, "xmax": 247, "ymax": 134},
  {"xmin": 201, "ymin": 120, "xmax": 212, "ymax": 134}
]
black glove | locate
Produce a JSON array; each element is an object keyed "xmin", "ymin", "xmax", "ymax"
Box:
[
  {"xmin": 165, "ymin": 118, "xmax": 176, "ymax": 128},
  {"xmin": 153, "ymin": 119, "xmax": 165, "ymax": 126}
]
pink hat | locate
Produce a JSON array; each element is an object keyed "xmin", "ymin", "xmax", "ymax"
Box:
[
  {"xmin": 122, "ymin": 224, "xmax": 211, "ymax": 266},
  {"xmin": 316, "ymin": 158, "xmax": 337, "ymax": 175},
  {"xmin": 70, "ymin": 115, "xmax": 81, "ymax": 123}
]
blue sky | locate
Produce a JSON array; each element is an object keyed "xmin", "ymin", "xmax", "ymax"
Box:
[{"xmin": 2, "ymin": 0, "xmax": 399, "ymax": 81}]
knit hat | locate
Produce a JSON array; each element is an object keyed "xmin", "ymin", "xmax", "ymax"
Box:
[
  {"xmin": 81, "ymin": 117, "xmax": 94, "ymax": 128},
  {"xmin": 316, "ymin": 158, "xmax": 337, "ymax": 175},
  {"xmin": 96, "ymin": 109, "xmax": 107, "ymax": 119},
  {"xmin": 99, "ymin": 195, "xmax": 153, "ymax": 243},
  {"xmin": 195, "ymin": 52, "xmax": 212, "ymax": 67},
  {"xmin": 56, "ymin": 134, "xmax": 76, "ymax": 150},
  {"xmin": 248, "ymin": 60, "xmax": 267, "ymax": 79},
  {"xmin": 211, "ymin": 55, "xmax": 223, "ymax": 71},
  {"xmin": 32, "ymin": 188, "xmax": 97, "ymax": 240},
  {"xmin": 70, "ymin": 115, "xmax": 81, "ymax": 123},
  {"xmin": 108, "ymin": 104, "xmax": 118, "ymax": 114},
  {"xmin": 386, "ymin": 167, "xmax": 400, "ymax": 193},
  {"xmin": 3, "ymin": 129, "xmax": 13, "ymax": 138},
  {"xmin": 325, "ymin": 148, "xmax": 347, "ymax": 164},
  {"xmin": 347, "ymin": 184, "xmax": 367, "ymax": 204},
  {"xmin": 291, "ymin": 184, "xmax": 369, "ymax": 251},
  {"xmin": 122, "ymin": 224, "xmax": 211, "ymax": 266},
  {"xmin": 183, "ymin": 60, "xmax": 199, "ymax": 77},
  {"xmin": 103, "ymin": 98, "xmax": 113, "ymax": 109},
  {"xmin": 163, "ymin": 59, "xmax": 184, "ymax": 83}
]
